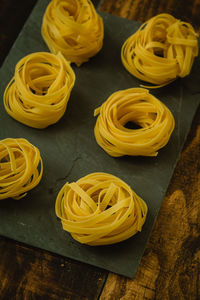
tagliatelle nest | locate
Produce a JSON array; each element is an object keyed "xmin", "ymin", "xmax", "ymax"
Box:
[
  {"xmin": 94, "ymin": 88, "xmax": 175, "ymax": 157},
  {"xmin": 55, "ymin": 172, "xmax": 147, "ymax": 246},
  {"xmin": 42, "ymin": 0, "xmax": 104, "ymax": 66},
  {"xmin": 121, "ymin": 13, "xmax": 198, "ymax": 87},
  {"xmin": 4, "ymin": 52, "xmax": 75, "ymax": 129},
  {"xmin": 0, "ymin": 138, "xmax": 43, "ymax": 200}
]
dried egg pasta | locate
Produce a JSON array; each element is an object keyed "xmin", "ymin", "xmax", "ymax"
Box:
[
  {"xmin": 42, "ymin": 0, "xmax": 104, "ymax": 66},
  {"xmin": 121, "ymin": 13, "xmax": 198, "ymax": 87},
  {"xmin": 94, "ymin": 88, "xmax": 175, "ymax": 157},
  {"xmin": 0, "ymin": 138, "xmax": 43, "ymax": 200},
  {"xmin": 4, "ymin": 52, "xmax": 75, "ymax": 129},
  {"xmin": 55, "ymin": 172, "xmax": 147, "ymax": 246}
]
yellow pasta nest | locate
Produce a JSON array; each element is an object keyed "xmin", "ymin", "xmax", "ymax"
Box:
[
  {"xmin": 121, "ymin": 13, "xmax": 198, "ymax": 87},
  {"xmin": 55, "ymin": 172, "xmax": 147, "ymax": 246},
  {"xmin": 0, "ymin": 138, "xmax": 43, "ymax": 200},
  {"xmin": 42, "ymin": 0, "xmax": 104, "ymax": 66},
  {"xmin": 94, "ymin": 88, "xmax": 175, "ymax": 157},
  {"xmin": 4, "ymin": 52, "xmax": 75, "ymax": 129}
]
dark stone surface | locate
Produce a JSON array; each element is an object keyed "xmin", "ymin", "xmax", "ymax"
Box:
[{"xmin": 0, "ymin": 0, "xmax": 199, "ymax": 278}]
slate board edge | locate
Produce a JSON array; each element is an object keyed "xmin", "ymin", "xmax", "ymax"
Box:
[
  {"xmin": 0, "ymin": 0, "xmax": 144, "ymax": 279},
  {"xmin": 0, "ymin": 0, "xmax": 199, "ymax": 279}
]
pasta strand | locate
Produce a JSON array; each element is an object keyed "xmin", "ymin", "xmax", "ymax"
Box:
[
  {"xmin": 55, "ymin": 172, "xmax": 147, "ymax": 245},
  {"xmin": 4, "ymin": 52, "xmax": 75, "ymax": 129},
  {"xmin": 42, "ymin": 0, "xmax": 104, "ymax": 66},
  {"xmin": 94, "ymin": 88, "xmax": 175, "ymax": 157},
  {"xmin": 121, "ymin": 13, "xmax": 198, "ymax": 87},
  {"xmin": 0, "ymin": 138, "xmax": 43, "ymax": 200}
]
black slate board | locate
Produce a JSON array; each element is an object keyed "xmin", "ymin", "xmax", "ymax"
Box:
[{"xmin": 0, "ymin": 0, "xmax": 200, "ymax": 278}]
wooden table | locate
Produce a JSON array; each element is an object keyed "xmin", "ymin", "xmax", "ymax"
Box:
[{"xmin": 0, "ymin": 0, "xmax": 199, "ymax": 299}]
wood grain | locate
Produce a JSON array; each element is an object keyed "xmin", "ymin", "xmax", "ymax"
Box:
[
  {"xmin": 0, "ymin": 0, "xmax": 37, "ymax": 67},
  {"xmin": 99, "ymin": 0, "xmax": 200, "ymax": 299},
  {"xmin": 100, "ymin": 106, "xmax": 200, "ymax": 299},
  {"xmin": 0, "ymin": 236, "xmax": 107, "ymax": 300},
  {"xmin": 0, "ymin": 0, "xmax": 200, "ymax": 299},
  {"xmin": 0, "ymin": 1, "xmax": 107, "ymax": 299},
  {"xmin": 99, "ymin": 0, "xmax": 200, "ymax": 32}
]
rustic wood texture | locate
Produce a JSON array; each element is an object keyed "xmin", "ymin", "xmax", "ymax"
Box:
[
  {"xmin": 0, "ymin": 0, "xmax": 200, "ymax": 299},
  {"xmin": 99, "ymin": 1, "xmax": 200, "ymax": 299},
  {"xmin": 0, "ymin": 1, "xmax": 107, "ymax": 300},
  {"xmin": 0, "ymin": 0, "xmax": 37, "ymax": 67},
  {"xmin": 0, "ymin": 236, "xmax": 106, "ymax": 300},
  {"xmin": 100, "ymin": 115, "xmax": 200, "ymax": 299},
  {"xmin": 99, "ymin": 0, "xmax": 200, "ymax": 32}
]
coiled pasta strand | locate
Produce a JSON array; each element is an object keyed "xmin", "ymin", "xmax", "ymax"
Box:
[
  {"xmin": 121, "ymin": 13, "xmax": 198, "ymax": 87},
  {"xmin": 0, "ymin": 138, "xmax": 43, "ymax": 200},
  {"xmin": 4, "ymin": 52, "xmax": 75, "ymax": 129},
  {"xmin": 55, "ymin": 172, "xmax": 147, "ymax": 246},
  {"xmin": 42, "ymin": 0, "xmax": 104, "ymax": 66},
  {"xmin": 94, "ymin": 88, "xmax": 175, "ymax": 157}
]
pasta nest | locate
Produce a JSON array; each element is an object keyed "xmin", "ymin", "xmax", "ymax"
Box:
[
  {"xmin": 55, "ymin": 172, "xmax": 147, "ymax": 246},
  {"xmin": 121, "ymin": 13, "xmax": 198, "ymax": 87},
  {"xmin": 94, "ymin": 88, "xmax": 175, "ymax": 157},
  {"xmin": 4, "ymin": 52, "xmax": 75, "ymax": 129},
  {"xmin": 42, "ymin": 0, "xmax": 104, "ymax": 66},
  {"xmin": 0, "ymin": 138, "xmax": 43, "ymax": 200}
]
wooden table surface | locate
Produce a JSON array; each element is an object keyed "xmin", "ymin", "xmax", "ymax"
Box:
[{"xmin": 0, "ymin": 0, "xmax": 200, "ymax": 299}]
